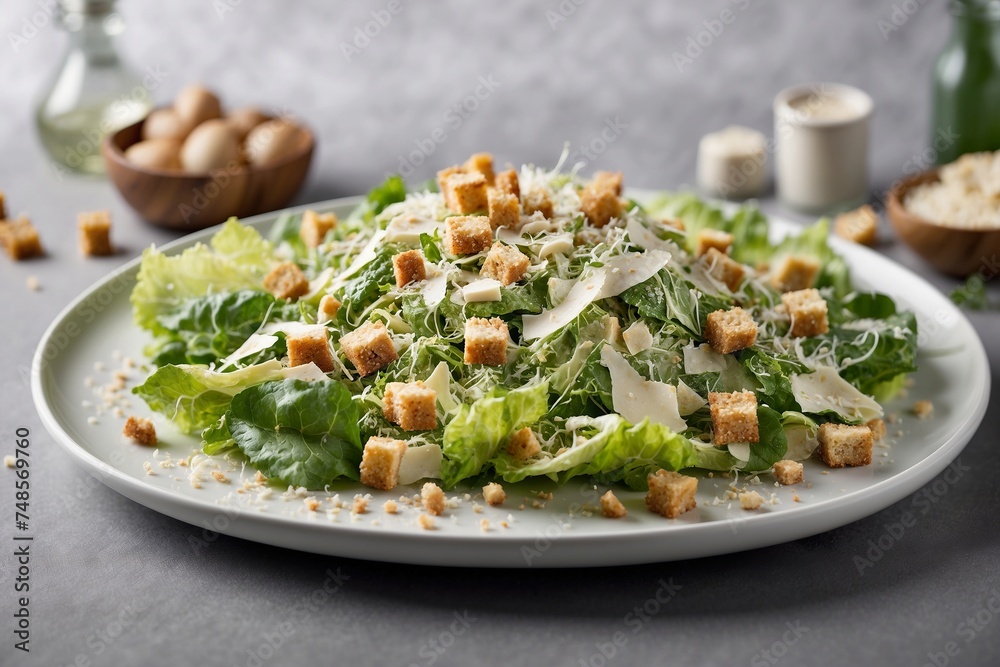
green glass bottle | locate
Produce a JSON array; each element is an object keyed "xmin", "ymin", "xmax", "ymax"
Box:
[{"xmin": 931, "ymin": 0, "xmax": 1000, "ymax": 164}]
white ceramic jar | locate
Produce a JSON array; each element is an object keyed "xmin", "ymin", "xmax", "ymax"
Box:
[{"xmin": 774, "ymin": 83, "xmax": 873, "ymax": 214}]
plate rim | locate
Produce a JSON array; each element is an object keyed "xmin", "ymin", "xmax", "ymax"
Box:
[{"xmin": 30, "ymin": 194, "xmax": 992, "ymax": 567}]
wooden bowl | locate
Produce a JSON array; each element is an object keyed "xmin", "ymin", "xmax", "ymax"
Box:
[
  {"xmin": 103, "ymin": 114, "xmax": 314, "ymax": 231},
  {"xmin": 886, "ymin": 168, "xmax": 1000, "ymax": 277}
]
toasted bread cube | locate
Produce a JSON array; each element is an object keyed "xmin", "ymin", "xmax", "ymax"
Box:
[
  {"xmin": 464, "ymin": 317, "xmax": 508, "ymax": 366},
  {"xmin": 522, "ymin": 186, "xmax": 554, "ymax": 219},
  {"xmin": 443, "ymin": 172, "xmax": 488, "ymax": 214},
  {"xmin": 286, "ymin": 325, "xmax": 335, "ymax": 373},
  {"xmin": 393, "ymin": 249, "xmax": 426, "ymax": 287},
  {"xmin": 318, "ymin": 295, "xmax": 341, "ymax": 322},
  {"xmin": 913, "ymin": 400, "xmax": 934, "ymax": 419},
  {"xmin": 646, "ymin": 469, "xmax": 698, "ymax": 519},
  {"xmin": 77, "ymin": 210, "xmax": 113, "ymax": 257},
  {"xmin": 662, "ymin": 217, "xmax": 686, "ymax": 232},
  {"xmin": 834, "ymin": 204, "xmax": 878, "ymax": 246},
  {"xmin": 360, "ymin": 436, "xmax": 407, "ymax": 490},
  {"xmin": 740, "ymin": 490, "xmax": 765, "ymax": 510},
  {"xmin": 464, "ymin": 152, "xmax": 495, "ymax": 185},
  {"xmin": 601, "ymin": 490, "xmax": 628, "ymax": 518},
  {"xmin": 702, "ymin": 247, "xmax": 746, "ymax": 291},
  {"xmin": 580, "ymin": 186, "xmax": 623, "ymax": 228},
  {"xmin": 300, "ymin": 209, "xmax": 337, "ymax": 248},
  {"xmin": 771, "ymin": 255, "xmax": 820, "ymax": 292},
  {"xmin": 340, "ymin": 321, "xmax": 398, "ymax": 376},
  {"xmin": 695, "ymin": 229, "xmax": 733, "ymax": 257},
  {"xmin": 421, "ymin": 482, "xmax": 446, "ymax": 516},
  {"xmin": 781, "ymin": 288, "xmax": 829, "ymax": 338},
  {"xmin": 709, "ymin": 390, "xmax": 759, "ymax": 445},
  {"xmin": 436, "ymin": 165, "xmax": 464, "ymax": 192},
  {"xmin": 592, "ymin": 170, "xmax": 623, "ymax": 196},
  {"xmin": 0, "ymin": 217, "xmax": 43, "ymax": 260},
  {"xmin": 866, "ymin": 418, "xmax": 886, "ymax": 441},
  {"xmin": 817, "ymin": 423, "xmax": 873, "ymax": 468},
  {"xmin": 444, "ymin": 215, "xmax": 492, "ymax": 255},
  {"xmin": 705, "ymin": 307, "xmax": 757, "ymax": 354},
  {"xmin": 264, "ymin": 262, "xmax": 310, "ymax": 301},
  {"xmin": 506, "ymin": 426, "xmax": 540, "ymax": 460},
  {"xmin": 773, "ymin": 459, "xmax": 804, "ymax": 485},
  {"xmin": 494, "ymin": 169, "xmax": 520, "ymax": 198},
  {"xmin": 123, "ymin": 416, "xmax": 156, "ymax": 446},
  {"xmin": 383, "ymin": 380, "xmax": 437, "ymax": 431},
  {"xmin": 483, "ymin": 482, "xmax": 506, "ymax": 506},
  {"xmin": 481, "ymin": 242, "xmax": 529, "ymax": 286},
  {"xmin": 488, "ymin": 189, "xmax": 521, "ymax": 230}
]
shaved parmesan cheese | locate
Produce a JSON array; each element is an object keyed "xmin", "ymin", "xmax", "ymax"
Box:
[
  {"xmin": 520, "ymin": 218, "xmax": 553, "ymax": 235},
  {"xmin": 727, "ymin": 442, "xmax": 751, "ymax": 462},
  {"xmin": 385, "ymin": 213, "xmax": 438, "ymax": 244},
  {"xmin": 601, "ymin": 345, "xmax": 687, "ymax": 433},
  {"xmin": 625, "ymin": 217, "xmax": 675, "ymax": 252},
  {"xmin": 547, "ymin": 277, "xmax": 575, "ymax": 305},
  {"xmin": 424, "ymin": 362, "xmax": 459, "ymax": 413},
  {"xmin": 676, "ymin": 379, "xmax": 707, "ymax": 416},
  {"xmin": 539, "ymin": 233, "xmax": 575, "ymax": 258},
  {"xmin": 604, "ymin": 316, "xmax": 622, "ymax": 344},
  {"xmin": 622, "ymin": 321, "xmax": 653, "ymax": 355},
  {"xmin": 462, "ymin": 278, "xmax": 503, "ymax": 303},
  {"xmin": 421, "ymin": 272, "xmax": 448, "ymax": 308},
  {"xmin": 784, "ymin": 424, "xmax": 819, "ymax": 460},
  {"xmin": 398, "ymin": 444, "xmax": 443, "ymax": 484},
  {"xmin": 259, "ymin": 321, "xmax": 320, "ymax": 337},
  {"xmin": 598, "ymin": 249, "xmax": 671, "ymax": 298},
  {"xmin": 683, "ymin": 344, "xmax": 728, "ymax": 374},
  {"xmin": 333, "ymin": 229, "xmax": 387, "ymax": 285},
  {"xmin": 790, "ymin": 366, "xmax": 883, "ymax": 422},
  {"xmin": 305, "ymin": 267, "xmax": 335, "ymax": 300},
  {"xmin": 219, "ymin": 334, "xmax": 279, "ymax": 367},
  {"xmin": 282, "ymin": 362, "xmax": 329, "ymax": 382}
]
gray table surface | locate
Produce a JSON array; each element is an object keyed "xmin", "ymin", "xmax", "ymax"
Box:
[{"xmin": 2, "ymin": 1, "xmax": 999, "ymax": 665}]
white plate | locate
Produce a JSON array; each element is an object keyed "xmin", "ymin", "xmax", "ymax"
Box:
[{"xmin": 31, "ymin": 196, "xmax": 990, "ymax": 568}]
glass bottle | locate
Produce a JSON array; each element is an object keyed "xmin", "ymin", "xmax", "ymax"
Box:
[
  {"xmin": 931, "ymin": 0, "xmax": 1000, "ymax": 164},
  {"xmin": 35, "ymin": 0, "xmax": 152, "ymax": 175}
]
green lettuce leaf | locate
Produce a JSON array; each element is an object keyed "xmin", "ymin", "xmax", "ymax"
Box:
[
  {"xmin": 201, "ymin": 414, "xmax": 235, "ymax": 455},
  {"xmin": 620, "ymin": 267, "xmax": 730, "ymax": 337},
  {"xmin": 227, "ymin": 379, "xmax": 363, "ymax": 488}
]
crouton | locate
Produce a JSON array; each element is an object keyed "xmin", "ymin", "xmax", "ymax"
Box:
[
  {"xmin": 443, "ymin": 172, "xmax": 489, "ymax": 214},
  {"xmin": 705, "ymin": 307, "xmax": 757, "ymax": 354},
  {"xmin": 866, "ymin": 418, "xmax": 886, "ymax": 441},
  {"xmin": 592, "ymin": 170, "xmax": 623, "ymax": 196},
  {"xmin": 340, "ymin": 321, "xmax": 398, "ymax": 376},
  {"xmin": 771, "ymin": 255, "xmax": 820, "ymax": 292},
  {"xmin": 709, "ymin": 390, "xmax": 759, "ymax": 445},
  {"xmin": 740, "ymin": 490, "xmax": 764, "ymax": 510},
  {"xmin": 360, "ymin": 436, "xmax": 407, "ymax": 490},
  {"xmin": 383, "ymin": 380, "xmax": 437, "ymax": 431},
  {"xmin": 488, "ymin": 189, "xmax": 521, "ymax": 230},
  {"xmin": 464, "ymin": 152, "xmax": 495, "ymax": 184},
  {"xmin": 0, "ymin": 217, "xmax": 43, "ymax": 260},
  {"xmin": 436, "ymin": 165, "xmax": 464, "ymax": 191},
  {"xmin": 781, "ymin": 288, "xmax": 829, "ymax": 338},
  {"xmin": 601, "ymin": 490, "xmax": 628, "ymax": 518},
  {"xmin": 702, "ymin": 247, "xmax": 746, "ymax": 291},
  {"xmin": 393, "ymin": 249, "xmax": 426, "ymax": 287},
  {"xmin": 522, "ymin": 186, "xmax": 554, "ymax": 219},
  {"xmin": 421, "ymin": 482, "xmax": 446, "ymax": 516},
  {"xmin": 506, "ymin": 426, "xmax": 541, "ymax": 460},
  {"xmin": 662, "ymin": 217, "xmax": 686, "ymax": 232},
  {"xmin": 264, "ymin": 261, "xmax": 310, "ymax": 301},
  {"xmin": 645, "ymin": 469, "xmax": 698, "ymax": 519},
  {"xmin": 417, "ymin": 513, "xmax": 435, "ymax": 530},
  {"xmin": 773, "ymin": 459, "xmax": 804, "ymax": 485},
  {"xmin": 123, "ymin": 416, "xmax": 156, "ymax": 446},
  {"xmin": 77, "ymin": 210, "xmax": 114, "ymax": 257},
  {"xmin": 695, "ymin": 229, "xmax": 733, "ymax": 257},
  {"xmin": 318, "ymin": 295, "xmax": 341, "ymax": 322},
  {"xmin": 443, "ymin": 215, "xmax": 492, "ymax": 255},
  {"xmin": 286, "ymin": 325, "xmax": 335, "ymax": 372},
  {"xmin": 834, "ymin": 204, "xmax": 878, "ymax": 246},
  {"xmin": 299, "ymin": 209, "xmax": 337, "ymax": 248},
  {"xmin": 464, "ymin": 317, "xmax": 508, "ymax": 366},
  {"xmin": 481, "ymin": 242, "xmax": 529, "ymax": 286},
  {"xmin": 580, "ymin": 186, "xmax": 623, "ymax": 228},
  {"xmin": 483, "ymin": 482, "xmax": 506, "ymax": 506},
  {"xmin": 817, "ymin": 423, "xmax": 873, "ymax": 467},
  {"xmin": 913, "ymin": 400, "xmax": 934, "ymax": 419},
  {"xmin": 494, "ymin": 169, "xmax": 520, "ymax": 198}
]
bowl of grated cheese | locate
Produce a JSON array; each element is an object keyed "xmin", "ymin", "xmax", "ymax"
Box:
[{"xmin": 887, "ymin": 151, "xmax": 1000, "ymax": 277}]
